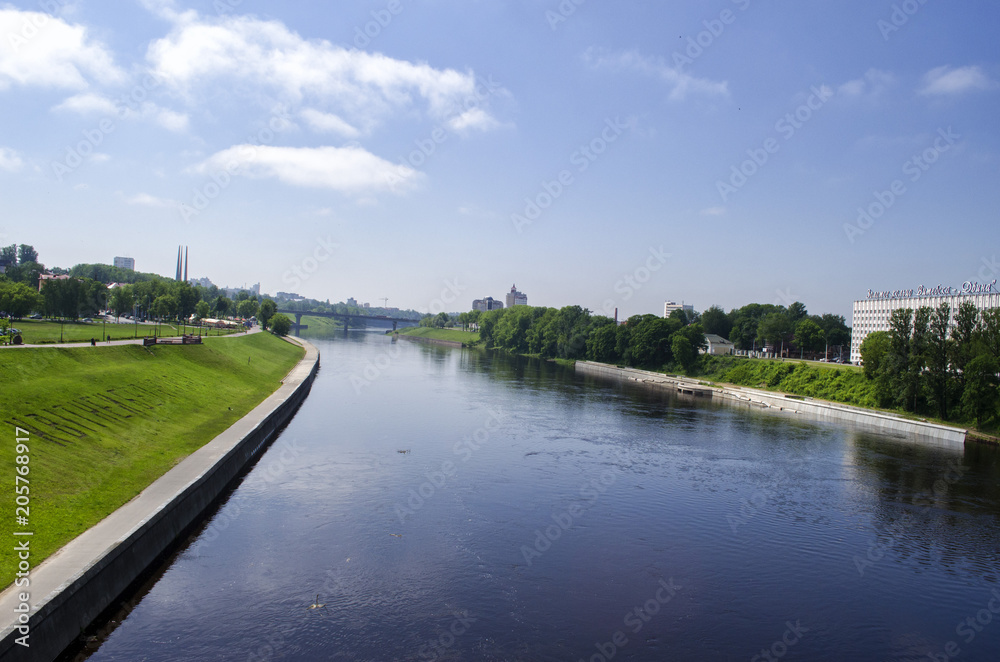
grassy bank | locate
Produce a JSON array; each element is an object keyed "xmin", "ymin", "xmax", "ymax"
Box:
[
  {"xmin": 697, "ymin": 355, "xmax": 877, "ymax": 407},
  {"xmin": 0, "ymin": 333, "xmax": 304, "ymax": 586},
  {"xmin": 398, "ymin": 327, "xmax": 481, "ymax": 345},
  {"xmin": 4, "ymin": 319, "xmax": 239, "ymax": 345}
]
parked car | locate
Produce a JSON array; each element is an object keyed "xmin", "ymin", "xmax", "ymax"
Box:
[
  {"xmin": 29, "ymin": 313, "xmax": 42, "ymax": 319},
  {"xmin": 82, "ymin": 318, "xmax": 93, "ymax": 323}
]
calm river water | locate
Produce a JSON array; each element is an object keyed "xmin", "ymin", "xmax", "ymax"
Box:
[{"xmin": 72, "ymin": 332, "xmax": 1000, "ymax": 661}]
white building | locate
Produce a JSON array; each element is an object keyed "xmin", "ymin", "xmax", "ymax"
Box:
[
  {"xmin": 506, "ymin": 285, "xmax": 527, "ymax": 308},
  {"xmin": 702, "ymin": 334, "xmax": 734, "ymax": 356},
  {"xmin": 850, "ymin": 280, "xmax": 1000, "ymax": 364},
  {"xmin": 664, "ymin": 301, "xmax": 694, "ymax": 319},
  {"xmin": 113, "ymin": 256, "xmax": 135, "ymax": 271}
]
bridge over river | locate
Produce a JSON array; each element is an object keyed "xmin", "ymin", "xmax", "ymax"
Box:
[{"xmin": 276, "ymin": 309, "xmax": 420, "ymax": 336}]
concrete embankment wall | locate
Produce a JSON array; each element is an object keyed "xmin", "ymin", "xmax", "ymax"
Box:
[
  {"xmin": 398, "ymin": 334, "xmax": 465, "ymax": 348},
  {"xmin": 0, "ymin": 337, "xmax": 320, "ymax": 662},
  {"xmin": 575, "ymin": 361, "xmax": 968, "ymax": 447}
]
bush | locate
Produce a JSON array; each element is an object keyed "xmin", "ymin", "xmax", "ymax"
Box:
[{"xmin": 270, "ymin": 313, "xmax": 291, "ymax": 337}]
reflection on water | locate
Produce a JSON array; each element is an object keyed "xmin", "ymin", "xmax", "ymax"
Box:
[{"xmin": 70, "ymin": 332, "xmax": 1000, "ymax": 662}]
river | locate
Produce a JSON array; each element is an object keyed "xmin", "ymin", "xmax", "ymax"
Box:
[{"xmin": 69, "ymin": 332, "xmax": 1000, "ymax": 661}]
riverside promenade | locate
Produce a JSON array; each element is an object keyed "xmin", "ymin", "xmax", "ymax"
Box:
[{"xmin": 0, "ymin": 335, "xmax": 319, "ymax": 662}]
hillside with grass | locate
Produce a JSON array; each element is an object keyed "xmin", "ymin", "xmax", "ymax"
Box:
[{"xmin": 0, "ymin": 333, "xmax": 304, "ymax": 586}]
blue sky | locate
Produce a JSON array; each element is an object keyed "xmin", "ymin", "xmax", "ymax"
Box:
[{"xmin": 1, "ymin": 0, "xmax": 997, "ymax": 319}]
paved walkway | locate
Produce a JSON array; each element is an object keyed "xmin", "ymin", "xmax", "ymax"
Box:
[{"xmin": 0, "ymin": 326, "xmax": 260, "ymax": 349}]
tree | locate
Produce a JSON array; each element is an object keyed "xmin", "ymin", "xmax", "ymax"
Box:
[
  {"xmin": 0, "ymin": 244, "xmax": 17, "ymax": 266},
  {"xmin": 950, "ymin": 301, "xmax": 979, "ymax": 391},
  {"xmin": 668, "ymin": 308, "xmax": 689, "ymax": 325},
  {"xmin": 978, "ymin": 308, "xmax": 1000, "ymax": 360},
  {"xmin": 258, "ymin": 299, "xmax": 277, "ymax": 329},
  {"xmin": 859, "ymin": 331, "xmax": 890, "ymax": 380},
  {"xmin": 925, "ymin": 302, "xmax": 952, "ymax": 419},
  {"xmin": 586, "ymin": 322, "xmax": 619, "ymax": 363},
  {"xmin": 215, "ymin": 296, "xmax": 232, "ymax": 317},
  {"xmin": 886, "ymin": 308, "xmax": 913, "ymax": 410},
  {"xmin": 794, "ymin": 318, "xmax": 825, "ymax": 356},
  {"xmin": 109, "ymin": 286, "xmax": 135, "ymax": 321},
  {"xmin": 700, "ymin": 305, "xmax": 732, "ymax": 339},
  {"xmin": 17, "ymin": 245, "xmax": 38, "ymax": 265},
  {"xmin": 672, "ymin": 334, "xmax": 696, "ymax": 372},
  {"xmin": 270, "ymin": 313, "xmax": 291, "ymax": 336},
  {"xmin": 237, "ymin": 298, "xmax": 259, "ymax": 320},
  {"xmin": 787, "ymin": 301, "xmax": 808, "ymax": 323},
  {"xmin": 757, "ymin": 312, "xmax": 792, "ymax": 354},
  {"xmin": 0, "ymin": 281, "xmax": 41, "ymax": 318},
  {"xmin": 195, "ymin": 300, "xmax": 211, "ymax": 320},
  {"xmin": 906, "ymin": 307, "xmax": 932, "ymax": 413},
  {"xmin": 961, "ymin": 354, "xmax": 999, "ymax": 428}
]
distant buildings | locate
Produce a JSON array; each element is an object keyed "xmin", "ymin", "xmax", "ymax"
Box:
[
  {"xmin": 473, "ymin": 297, "xmax": 504, "ymax": 312},
  {"xmin": 505, "ymin": 284, "xmax": 527, "ymax": 308},
  {"xmin": 189, "ymin": 277, "xmax": 214, "ymax": 289},
  {"xmin": 113, "ymin": 256, "xmax": 135, "ymax": 271},
  {"xmin": 275, "ymin": 291, "xmax": 303, "ymax": 301},
  {"xmin": 347, "ymin": 297, "xmax": 358, "ymax": 307},
  {"xmin": 664, "ymin": 301, "xmax": 694, "ymax": 318}
]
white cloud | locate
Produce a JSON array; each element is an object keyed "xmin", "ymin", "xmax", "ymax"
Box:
[
  {"xmin": 0, "ymin": 9, "xmax": 123, "ymax": 90},
  {"xmin": 146, "ymin": 14, "xmax": 502, "ymax": 132},
  {"xmin": 189, "ymin": 144, "xmax": 422, "ymax": 194},
  {"xmin": 583, "ymin": 48, "xmax": 729, "ymax": 101},
  {"xmin": 0, "ymin": 147, "xmax": 23, "ymax": 172},
  {"xmin": 90, "ymin": 152, "xmax": 111, "ymax": 164},
  {"xmin": 919, "ymin": 65, "xmax": 993, "ymax": 96},
  {"xmin": 447, "ymin": 107, "xmax": 500, "ymax": 133},
  {"xmin": 837, "ymin": 69, "xmax": 894, "ymax": 99},
  {"xmin": 300, "ymin": 108, "xmax": 360, "ymax": 138},
  {"xmin": 124, "ymin": 192, "xmax": 177, "ymax": 208},
  {"xmin": 52, "ymin": 93, "xmax": 189, "ymax": 132},
  {"xmin": 52, "ymin": 92, "xmax": 119, "ymax": 114}
]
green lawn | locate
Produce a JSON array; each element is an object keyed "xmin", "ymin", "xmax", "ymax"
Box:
[
  {"xmin": 398, "ymin": 326, "xmax": 481, "ymax": 344},
  {"xmin": 2, "ymin": 318, "xmax": 240, "ymax": 345},
  {"xmin": 0, "ymin": 332, "xmax": 304, "ymax": 587}
]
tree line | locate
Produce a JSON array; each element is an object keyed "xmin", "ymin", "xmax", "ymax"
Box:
[
  {"xmin": 859, "ymin": 301, "xmax": 1000, "ymax": 426},
  {"xmin": 700, "ymin": 302, "xmax": 851, "ymax": 357}
]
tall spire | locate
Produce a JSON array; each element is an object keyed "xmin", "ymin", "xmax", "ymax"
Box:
[
  {"xmin": 175, "ymin": 246, "xmax": 182, "ymax": 281},
  {"xmin": 183, "ymin": 246, "xmax": 188, "ymax": 282}
]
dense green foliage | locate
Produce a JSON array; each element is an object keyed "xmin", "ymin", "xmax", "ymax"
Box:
[
  {"xmin": 700, "ymin": 356, "xmax": 876, "ymax": 407},
  {"xmin": 270, "ymin": 313, "xmax": 291, "ymax": 336},
  {"xmin": 478, "ymin": 305, "xmax": 706, "ymax": 370},
  {"xmin": 860, "ymin": 302, "xmax": 1000, "ymax": 427}
]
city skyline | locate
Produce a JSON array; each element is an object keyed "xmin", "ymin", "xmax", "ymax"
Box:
[{"xmin": 1, "ymin": 1, "xmax": 997, "ymax": 319}]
